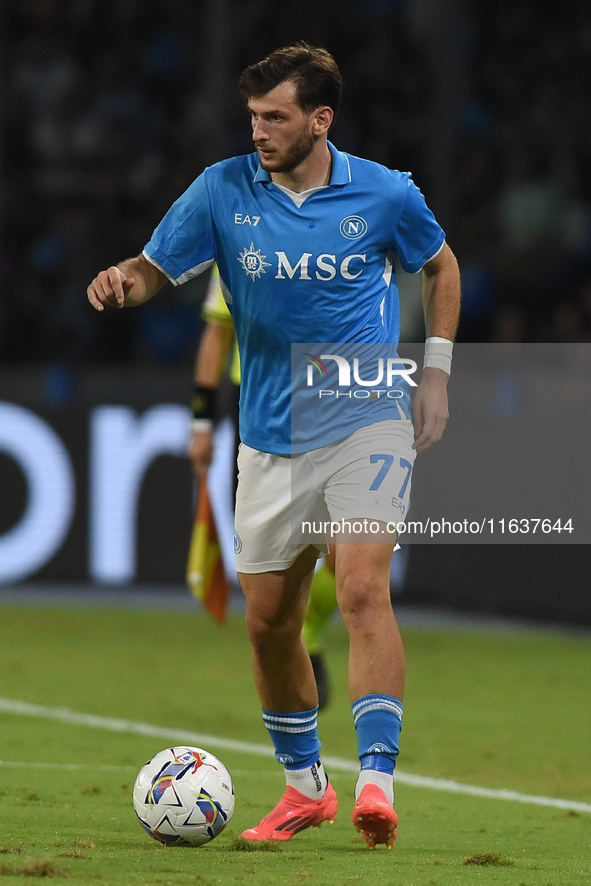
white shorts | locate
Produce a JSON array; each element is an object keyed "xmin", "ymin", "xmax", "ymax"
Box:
[{"xmin": 234, "ymin": 420, "xmax": 416, "ymax": 574}]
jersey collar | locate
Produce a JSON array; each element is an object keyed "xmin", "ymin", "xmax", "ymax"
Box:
[{"xmin": 253, "ymin": 142, "xmax": 351, "ymax": 187}]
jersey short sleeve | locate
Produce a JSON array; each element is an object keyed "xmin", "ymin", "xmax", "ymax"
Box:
[
  {"xmin": 392, "ymin": 174, "xmax": 445, "ymax": 274},
  {"xmin": 143, "ymin": 171, "xmax": 216, "ymax": 285}
]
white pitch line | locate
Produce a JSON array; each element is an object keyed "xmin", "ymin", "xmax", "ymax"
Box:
[
  {"xmin": 0, "ymin": 760, "xmax": 135, "ymax": 771},
  {"xmin": 1, "ymin": 696, "xmax": 590, "ymax": 814}
]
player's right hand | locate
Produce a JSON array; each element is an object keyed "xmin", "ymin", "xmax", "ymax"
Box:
[{"xmin": 87, "ymin": 266, "xmax": 135, "ymax": 312}]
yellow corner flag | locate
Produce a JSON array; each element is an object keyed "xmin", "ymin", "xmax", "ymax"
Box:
[{"xmin": 187, "ymin": 479, "xmax": 231, "ymax": 623}]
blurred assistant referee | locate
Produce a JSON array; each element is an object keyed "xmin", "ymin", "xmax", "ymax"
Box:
[{"xmin": 88, "ymin": 42, "xmax": 461, "ymax": 850}]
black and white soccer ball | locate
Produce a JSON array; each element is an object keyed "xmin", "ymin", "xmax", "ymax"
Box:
[{"xmin": 133, "ymin": 746, "xmax": 235, "ymax": 846}]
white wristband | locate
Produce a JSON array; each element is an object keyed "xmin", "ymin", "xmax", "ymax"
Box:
[
  {"xmin": 423, "ymin": 336, "xmax": 453, "ymax": 375},
  {"xmin": 191, "ymin": 418, "xmax": 213, "ymax": 433}
]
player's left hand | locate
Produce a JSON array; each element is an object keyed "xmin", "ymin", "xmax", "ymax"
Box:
[{"xmin": 411, "ymin": 367, "xmax": 449, "ymax": 453}]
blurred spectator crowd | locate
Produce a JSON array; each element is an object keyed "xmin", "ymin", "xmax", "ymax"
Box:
[{"xmin": 2, "ymin": 0, "xmax": 591, "ymax": 368}]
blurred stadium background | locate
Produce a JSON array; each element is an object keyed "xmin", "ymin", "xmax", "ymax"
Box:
[{"xmin": 1, "ymin": 0, "xmax": 591, "ymax": 624}]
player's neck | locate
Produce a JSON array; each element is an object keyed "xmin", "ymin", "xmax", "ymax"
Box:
[{"xmin": 271, "ymin": 141, "xmax": 332, "ymax": 194}]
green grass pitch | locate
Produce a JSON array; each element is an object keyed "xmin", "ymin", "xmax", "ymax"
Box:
[{"xmin": 0, "ymin": 603, "xmax": 590, "ymax": 885}]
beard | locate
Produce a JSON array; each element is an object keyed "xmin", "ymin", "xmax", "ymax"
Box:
[{"xmin": 258, "ymin": 127, "xmax": 317, "ymax": 173}]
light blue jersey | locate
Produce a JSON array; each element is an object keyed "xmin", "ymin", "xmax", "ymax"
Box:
[{"xmin": 144, "ymin": 143, "xmax": 444, "ymax": 454}]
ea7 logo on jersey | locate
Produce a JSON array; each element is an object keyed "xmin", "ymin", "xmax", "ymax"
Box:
[
  {"xmin": 238, "ymin": 246, "xmax": 367, "ymax": 281},
  {"xmin": 234, "ymin": 213, "xmax": 261, "ymax": 226}
]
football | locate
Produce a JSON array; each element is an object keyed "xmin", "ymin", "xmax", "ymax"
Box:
[{"xmin": 133, "ymin": 746, "xmax": 235, "ymax": 846}]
